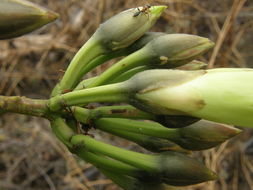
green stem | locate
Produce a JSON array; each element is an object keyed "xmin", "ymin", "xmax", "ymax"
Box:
[
  {"xmin": 80, "ymin": 50, "xmax": 126, "ymax": 75},
  {"xmin": 87, "ymin": 48, "xmax": 153, "ymax": 88},
  {"xmin": 50, "ymin": 117, "xmax": 75, "ymax": 148},
  {"xmin": 72, "ymin": 105, "xmax": 154, "ymax": 124},
  {"xmin": 70, "ymin": 134, "xmax": 157, "ymax": 172},
  {"xmin": 110, "ymin": 65, "xmax": 150, "ymax": 84},
  {"xmin": 0, "ymin": 95, "xmax": 50, "ymax": 118},
  {"xmin": 49, "ymin": 83, "xmax": 128, "ymax": 111},
  {"xmin": 74, "ymin": 65, "xmax": 149, "ymax": 91},
  {"xmin": 74, "ymin": 77, "xmax": 98, "ymax": 90},
  {"xmin": 94, "ymin": 118, "xmax": 181, "ymax": 140},
  {"xmin": 55, "ymin": 37, "xmax": 106, "ymax": 95},
  {"xmin": 74, "ymin": 148, "xmax": 138, "ymax": 177},
  {"xmin": 92, "ymin": 105, "xmax": 153, "ymax": 119}
]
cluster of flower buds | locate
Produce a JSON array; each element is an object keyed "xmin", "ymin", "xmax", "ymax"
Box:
[
  {"xmin": 44, "ymin": 5, "xmax": 248, "ymax": 189},
  {"xmin": 2, "ymin": 2, "xmax": 245, "ymax": 189}
]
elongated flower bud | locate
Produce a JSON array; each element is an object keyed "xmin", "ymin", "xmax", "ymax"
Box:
[
  {"xmin": 94, "ymin": 6, "xmax": 167, "ymax": 51},
  {"xmin": 73, "ymin": 32, "xmax": 166, "ymax": 91},
  {"xmin": 143, "ymin": 34, "xmax": 214, "ymax": 67},
  {"xmin": 87, "ymin": 34, "xmax": 214, "ymax": 88},
  {"xmin": 53, "ymin": 6, "xmax": 166, "ymax": 95},
  {"xmin": 49, "ymin": 68, "xmax": 253, "ymax": 129},
  {"xmin": 0, "ymin": 0, "xmax": 58, "ymax": 39},
  {"xmin": 127, "ymin": 68, "xmax": 253, "ymax": 127},
  {"xmin": 71, "ymin": 134, "xmax": 217, "ymax": 186},
  {"xmin": 93, "ymin": 117, "xmax": 240, "ymax": 150},
  {"xmin": 95, "ymin": 120, "xmax": 189, "ymax": 153}
]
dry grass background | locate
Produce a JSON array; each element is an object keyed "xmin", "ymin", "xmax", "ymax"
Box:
[{"xmin": 1, "ymin": 0, "xmax": 253, "ymax": 189}]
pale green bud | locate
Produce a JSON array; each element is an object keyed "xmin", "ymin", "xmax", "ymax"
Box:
[
  {"xmin": 126, "ymin": 68, "xmax": 253, "ymax": 127},
  {"xmin": 125, "ymin": 69, "xmax": 205, "ymax": 115},
  {"xmin": 94, "ymin": 6, "xmax": 167, "ymax": 51},
  {"xmin": 0, "ymin": 0, "xmax": 58, "ymax": 39}
]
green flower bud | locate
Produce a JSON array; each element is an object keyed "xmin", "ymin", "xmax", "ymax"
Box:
[
  {"xmin": 87, "ymin": 34, "xmax": 214, "ymax": 88},
  {"xmin": 53, "ymin": 7, "xmax": 166, "ymax": 95},
  {"xmin": 0, "ymin": 0, "xmax": 58, "ymax": 39},
  {"xmin": 71, "ymin": 134, "xmax": 217, "ymax": 186},
  {"xmin": 94, "ymin": 6, "xmax": 167, "ymax": 51},
  {"xmin": 93, "ymin": 117, "xmax": 239, "ymax": 150},
  {"xmin": 124, "ymin": 69, "xmax": 206, "ymax": 115},
  {"xmin": 73, "ymin": 32, "xmax": 166, "ymax": 91},
  {"xmin": 49, "ymin": 68, "xmax": 253, "ymax": 129},
  {"xmin": 173, "ymin": 120, "xmax": 241, "ymax": 150},
  {"xmin": 156, "ymin": 152, "xmax": 217, "ymax": 186},
  {"xmin": 127, "ymin": 68, "xmax": 253, "ymax": 127},
  {"xmin": 143, "ymin": 34, "xmax": 214, "ymax": 67},
  {"xmin": 94, "ymin": 119, "xmax": 189, "ymax": 153}
]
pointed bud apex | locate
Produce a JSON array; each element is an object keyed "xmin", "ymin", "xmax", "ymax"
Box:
[
  {"xmin": 157, "ymin": 152, "xmax": 217, "ymax": 186},
  {"xmin": 174, "ymin": 120, "xmax": 241, "ymax": 150},
  {"xmin": 0, "ymin": 0, "xmax": 58, "ymax": 39},
  {"xmin": 94, "ymin": 6, "xmax": 167, "ymax": 51}
]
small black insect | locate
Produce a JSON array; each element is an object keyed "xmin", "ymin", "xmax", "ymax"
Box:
[{"xmin": 133, "ymin": 4, "xmax": 151, "ymax": 17}]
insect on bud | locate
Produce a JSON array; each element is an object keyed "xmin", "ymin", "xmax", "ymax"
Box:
[
  {"xmin": 0, "ymin": 0, "xmax": 58, "ymax": 40},
  {"xmin": 94, "ymin": 6, "xmax": 167, "ymax": 51}
]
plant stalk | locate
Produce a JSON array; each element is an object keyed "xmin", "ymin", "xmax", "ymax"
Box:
[{"xmin": 0, "ymin": 95, "xmax": 50, "ymax": 118}]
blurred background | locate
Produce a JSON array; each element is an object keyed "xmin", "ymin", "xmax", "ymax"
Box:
[{"xmin": 1, "ymin": 0, "xmax": 253, "ymax": 189}]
